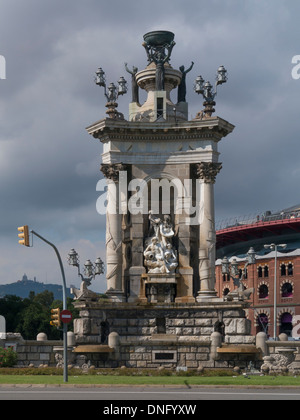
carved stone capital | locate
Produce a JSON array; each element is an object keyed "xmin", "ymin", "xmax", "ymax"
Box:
[
  {"xmin": 194, "ymin": 162, "xmax": 222, "ymax": 184},
  {"xmin": 100, "ymin": 163, "xmax": 128, "ymax": 182}
]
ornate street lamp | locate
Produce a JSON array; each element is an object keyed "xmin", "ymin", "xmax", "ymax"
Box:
[
  {"xmin": 221, "ymin": 256, "xmax": 239, "ymax": 283},
  {"xmin": 247, "ymin": 246, "xmax": 256, "ymax": 265},
  {"xmin": 216, "ymin": 65, "xmax": 228, "ymax": 85},
  {"xmin": 194, "ymin": 75, "xmax": 205, "ymax": 95},
  {"xmin": 95, "ymin": 67, "xmax": 106, "ymax": 87},
  {"xmin": 94, "ymin": 257, "xmax": 105, "ymax": 275},
  {"xmin": 67, "ymin": 248, "xmax": 79, "ymax": 267},
  {"xmin": 264, "ymin": 243, "xmax": 287, "ymax": 340},
  {"xmin": 83, "ymin": 259, "xmax": 94, "ymax": 278},
  {"xmin": 117, "ymin": 76, "xmax": 128, "ymax": 96},
  {"xmin": 221, "ymin": 256, "xmax": 230, "ymax": 275},
  {"xmin": 94, "ymin": 67, "xmax": 128, "ymax": 119},
  {"xmin": 230, "ymin": 258, "xmax": 239, "ymax": 280},
  {"xmin": 67, "ymin": 248, "xmax": 104, "ymax": 287},
  {"xmin": 221, "ymin": 247, "xmax": 256, "ymax": 300},
  {"xmin": 194, "ymin": 65, "xmax": 228, "ymax": 118}
]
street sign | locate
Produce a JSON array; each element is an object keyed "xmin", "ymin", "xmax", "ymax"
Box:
[{"xmin": 60, "ymin": 309, "xmax": 73, "ymax": 324}]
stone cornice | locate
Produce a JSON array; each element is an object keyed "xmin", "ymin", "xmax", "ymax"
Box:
[{"xmin": 86, "ymin": 116, "xmax": 235, "ymax": 142}]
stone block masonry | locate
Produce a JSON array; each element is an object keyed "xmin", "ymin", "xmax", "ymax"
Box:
[
  {"xmin": 0, "ymin": 311, "xmax": 261, "ymax": 371},
  {"xmin": 72, "ymin": 300, "xmax": 259, "ymax": 369},
  {"xmin": 0, "ymin": 333, "xmax": 62, "ymax": 367}
]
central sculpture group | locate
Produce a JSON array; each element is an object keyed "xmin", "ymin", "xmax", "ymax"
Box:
[{"xmin": 144, "ymin": 212, "xmax": 178, "ymax": 274}]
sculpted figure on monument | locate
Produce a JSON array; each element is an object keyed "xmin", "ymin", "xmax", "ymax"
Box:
[
  {"xmin": 177, "ymin": 61, "xmax": 194, "ymax": 103},
  {"xmin": 148, "ymin": 210, "xmax": 161, "ymax": 238},
  {"xmin": 154, "ymin": 52, "xmax": 166, "ymax": 91},
  {"xmin": 160, "ymin": 215, "xmax": 174, "ymax": 247},
  {"xmin": 125, "ymin": 63, "xmax": 139, "ymax": 103},
  {"xmin": 162, "ymin": 243, "xmax": 178, "ymax": 274},
  {"xmin": 142, "ymin": 39, "xmax": 175, "ymax": 91},
  {"xmin": 144, "ymin": 212, "xmax": 178, "ymax": 274},
  {"xmin": 144, "ymin": 237, "xmax": 164, "ymax": 271}
]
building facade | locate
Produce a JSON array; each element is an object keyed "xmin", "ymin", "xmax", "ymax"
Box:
[{"xmin": 215, "ymin": 205, "xmax": 300, "ymax": 337}]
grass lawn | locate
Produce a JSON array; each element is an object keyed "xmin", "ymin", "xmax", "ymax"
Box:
[{"xmin": 1, "ymin": 374, "xmax": 300, "ymax": 387}]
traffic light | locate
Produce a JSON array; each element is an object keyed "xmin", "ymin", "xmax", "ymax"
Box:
[
  {"xmin": 50, "ymin": 308, "xmax": 61, "ymax": 327},
  {"xmin": 18, "ymin": 225, "xmax": 30, "ymax": 247}
]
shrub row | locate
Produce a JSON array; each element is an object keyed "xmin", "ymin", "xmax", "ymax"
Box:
[{"xmin": 0, "ymin": 366, "xmax": 236, "ymax": 376}]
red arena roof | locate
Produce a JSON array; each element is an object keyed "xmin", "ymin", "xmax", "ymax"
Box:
[{"xmin": 216, "ymin": 217, "xmax": 300, "ymax": 251}]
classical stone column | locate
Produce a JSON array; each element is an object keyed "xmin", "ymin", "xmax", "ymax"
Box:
[
  {"xmin": 195, "ymin": 162, "xmax": 222, "ymax": 301},
  {"xmin": 100, "ymin": 163, "xmax": 127, "ymax": 301}
]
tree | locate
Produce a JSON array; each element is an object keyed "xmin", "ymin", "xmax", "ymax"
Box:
[
  {"xmin": 0, "ymin": 295, "xmax": 26, "ymax": 333},
  {"xmin": 33, "ymin": 290, "xmax": 54, "ymax": 308},
  {"xmin": 0, "ymin": 290, "xmax": 77, "ymax": 340}
]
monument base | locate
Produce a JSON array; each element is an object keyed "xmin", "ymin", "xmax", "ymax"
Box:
[
  {"xmin": 142, "ymin": 273, "xmax": 178, "ymax": 303},
  {"xmin": 105, "ymin": 289, "xmax": 126, "ymax": 303},
  {"xmin": 196, "ymin": 289, "xmax": 222, "ymax": 302},
  {"xmin": 72, "ymin": 298, "xmax": 259, "ymax": 370}
]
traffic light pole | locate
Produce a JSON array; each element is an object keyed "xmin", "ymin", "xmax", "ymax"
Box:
[{"xmin": 31, "ymin": 230, "xmax": 68, "ymax": 383}]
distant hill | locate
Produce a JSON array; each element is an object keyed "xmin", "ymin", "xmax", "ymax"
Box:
[{"xmin": 0, "ymin": 274, "xmax": 72, "ymax": 300}]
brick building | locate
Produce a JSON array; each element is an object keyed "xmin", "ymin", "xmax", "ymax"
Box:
[{"xmin": 215, "ymin": 205, "xmax": 300, "ymax": 338}]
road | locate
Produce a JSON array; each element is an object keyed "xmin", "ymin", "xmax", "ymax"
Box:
[{"xmin": 0, "ymin": 385, "xmax": 299, "ymax": 401}]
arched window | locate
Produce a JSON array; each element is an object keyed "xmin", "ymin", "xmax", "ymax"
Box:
[
  {"xmin": 239, "ymin": 267, "xmax": 248, "ymax": 279},
  {"xmin": 279, "ymin": 312, "xmax": 293, "ymax": 336},
  {"xmin": 264, "ymin": 266, "xmax": 269, "ymax": 278},
  {"xmin": 256, "ymin": 313, "xmax": 269, "ymax": 334},
  {"xmin": 281, "ymin": 264, "xmax": 286, "ymax": 276},
  {"xmin": 259, "ymin": 284, "xmax": 269, "ymax": 299},
  {"xmin": 257, "ymin": 266, "xmax": 262, "ymax": 278},
  {"xmin": 281, "ymin": 282, "xmax": 293, "ymax": 298},
  {"xmin": 288, "ymin": 263, "xmax": 293, "ymax": 276},
  {"xmin": 223, "ymin": 288, "xmax": 230, "ymax": 297},
  {"xmin": 222, "ymin": 274, "xmax": 229, "ymax": 282}
]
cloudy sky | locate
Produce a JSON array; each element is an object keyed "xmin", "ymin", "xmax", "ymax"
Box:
[{"xmin": 0, "ymin": 0, "xmax": 299, "ymax": 292}]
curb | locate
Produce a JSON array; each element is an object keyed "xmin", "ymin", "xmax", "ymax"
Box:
[{"xmin": 0, "ymin": 383, "xmax": 300, "ymax": 389}]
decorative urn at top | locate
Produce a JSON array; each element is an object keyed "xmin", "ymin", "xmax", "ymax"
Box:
[{"xmin": 143, "ymin": 30, "xmax": 175, "ymax": 47}]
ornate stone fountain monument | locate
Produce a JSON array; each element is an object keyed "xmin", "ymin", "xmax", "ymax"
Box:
[{"xmin": 71, "ymin": 31, "xmax": 261, "ymax": 369}]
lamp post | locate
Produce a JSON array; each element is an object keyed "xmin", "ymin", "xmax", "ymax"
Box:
[
  {"xmin": 221, "ymin": 247, "xmax": 256, "ymax": 300},
  {"xmin": 95, "ymin": 67, "xmax": 127, "ymax": 119},
  {"xmin": 67, "ymin": 248, "xmax": 104, "ymax": 287},
  {"xmin": 194, "ymin": 65, "xmax": 227, "ymax": 118},
  {"xmin": 264, "ymin": 243, "xmax": 287, "ymax": 340},
  {"xmin": 29, "ymin": 230, "xmax": 69, "ymax": 382}
]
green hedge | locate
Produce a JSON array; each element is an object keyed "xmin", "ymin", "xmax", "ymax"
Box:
[
  {"xmin": 0, "ymin": 366, "xmax": 235, "ymax": 376},
  {"xmin": 0, "ymin": 348, "xmax": 18, "ymax": 367}
]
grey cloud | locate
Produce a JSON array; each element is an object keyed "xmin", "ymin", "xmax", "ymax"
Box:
[{"xmin": 0, "ymin": 0, "xmax": 300, "ymax": 286}]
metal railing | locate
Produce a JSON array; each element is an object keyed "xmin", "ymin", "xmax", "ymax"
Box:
[{"xmin": 216, "ymin": 209, "xmax": 300, "ymax": 231}]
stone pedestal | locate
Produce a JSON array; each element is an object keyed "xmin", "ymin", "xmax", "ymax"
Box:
[
  {"xmin": 129, "ymin": 266, "xmax": 146, "ymax": 303},
  {"xmin": 72, "ymin": 298, "xmax": 256, "ymax": 369},
  {"xmin": 142, "ymin": 273, "xmax": 178, "ymax": 303},
  {"xmin": 131, "ymin": 64, "xmax": 184, "ymax": 123},
  {"xmin": 175, "ymin": 267, "xmax": 195, "ymax": 303}
]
